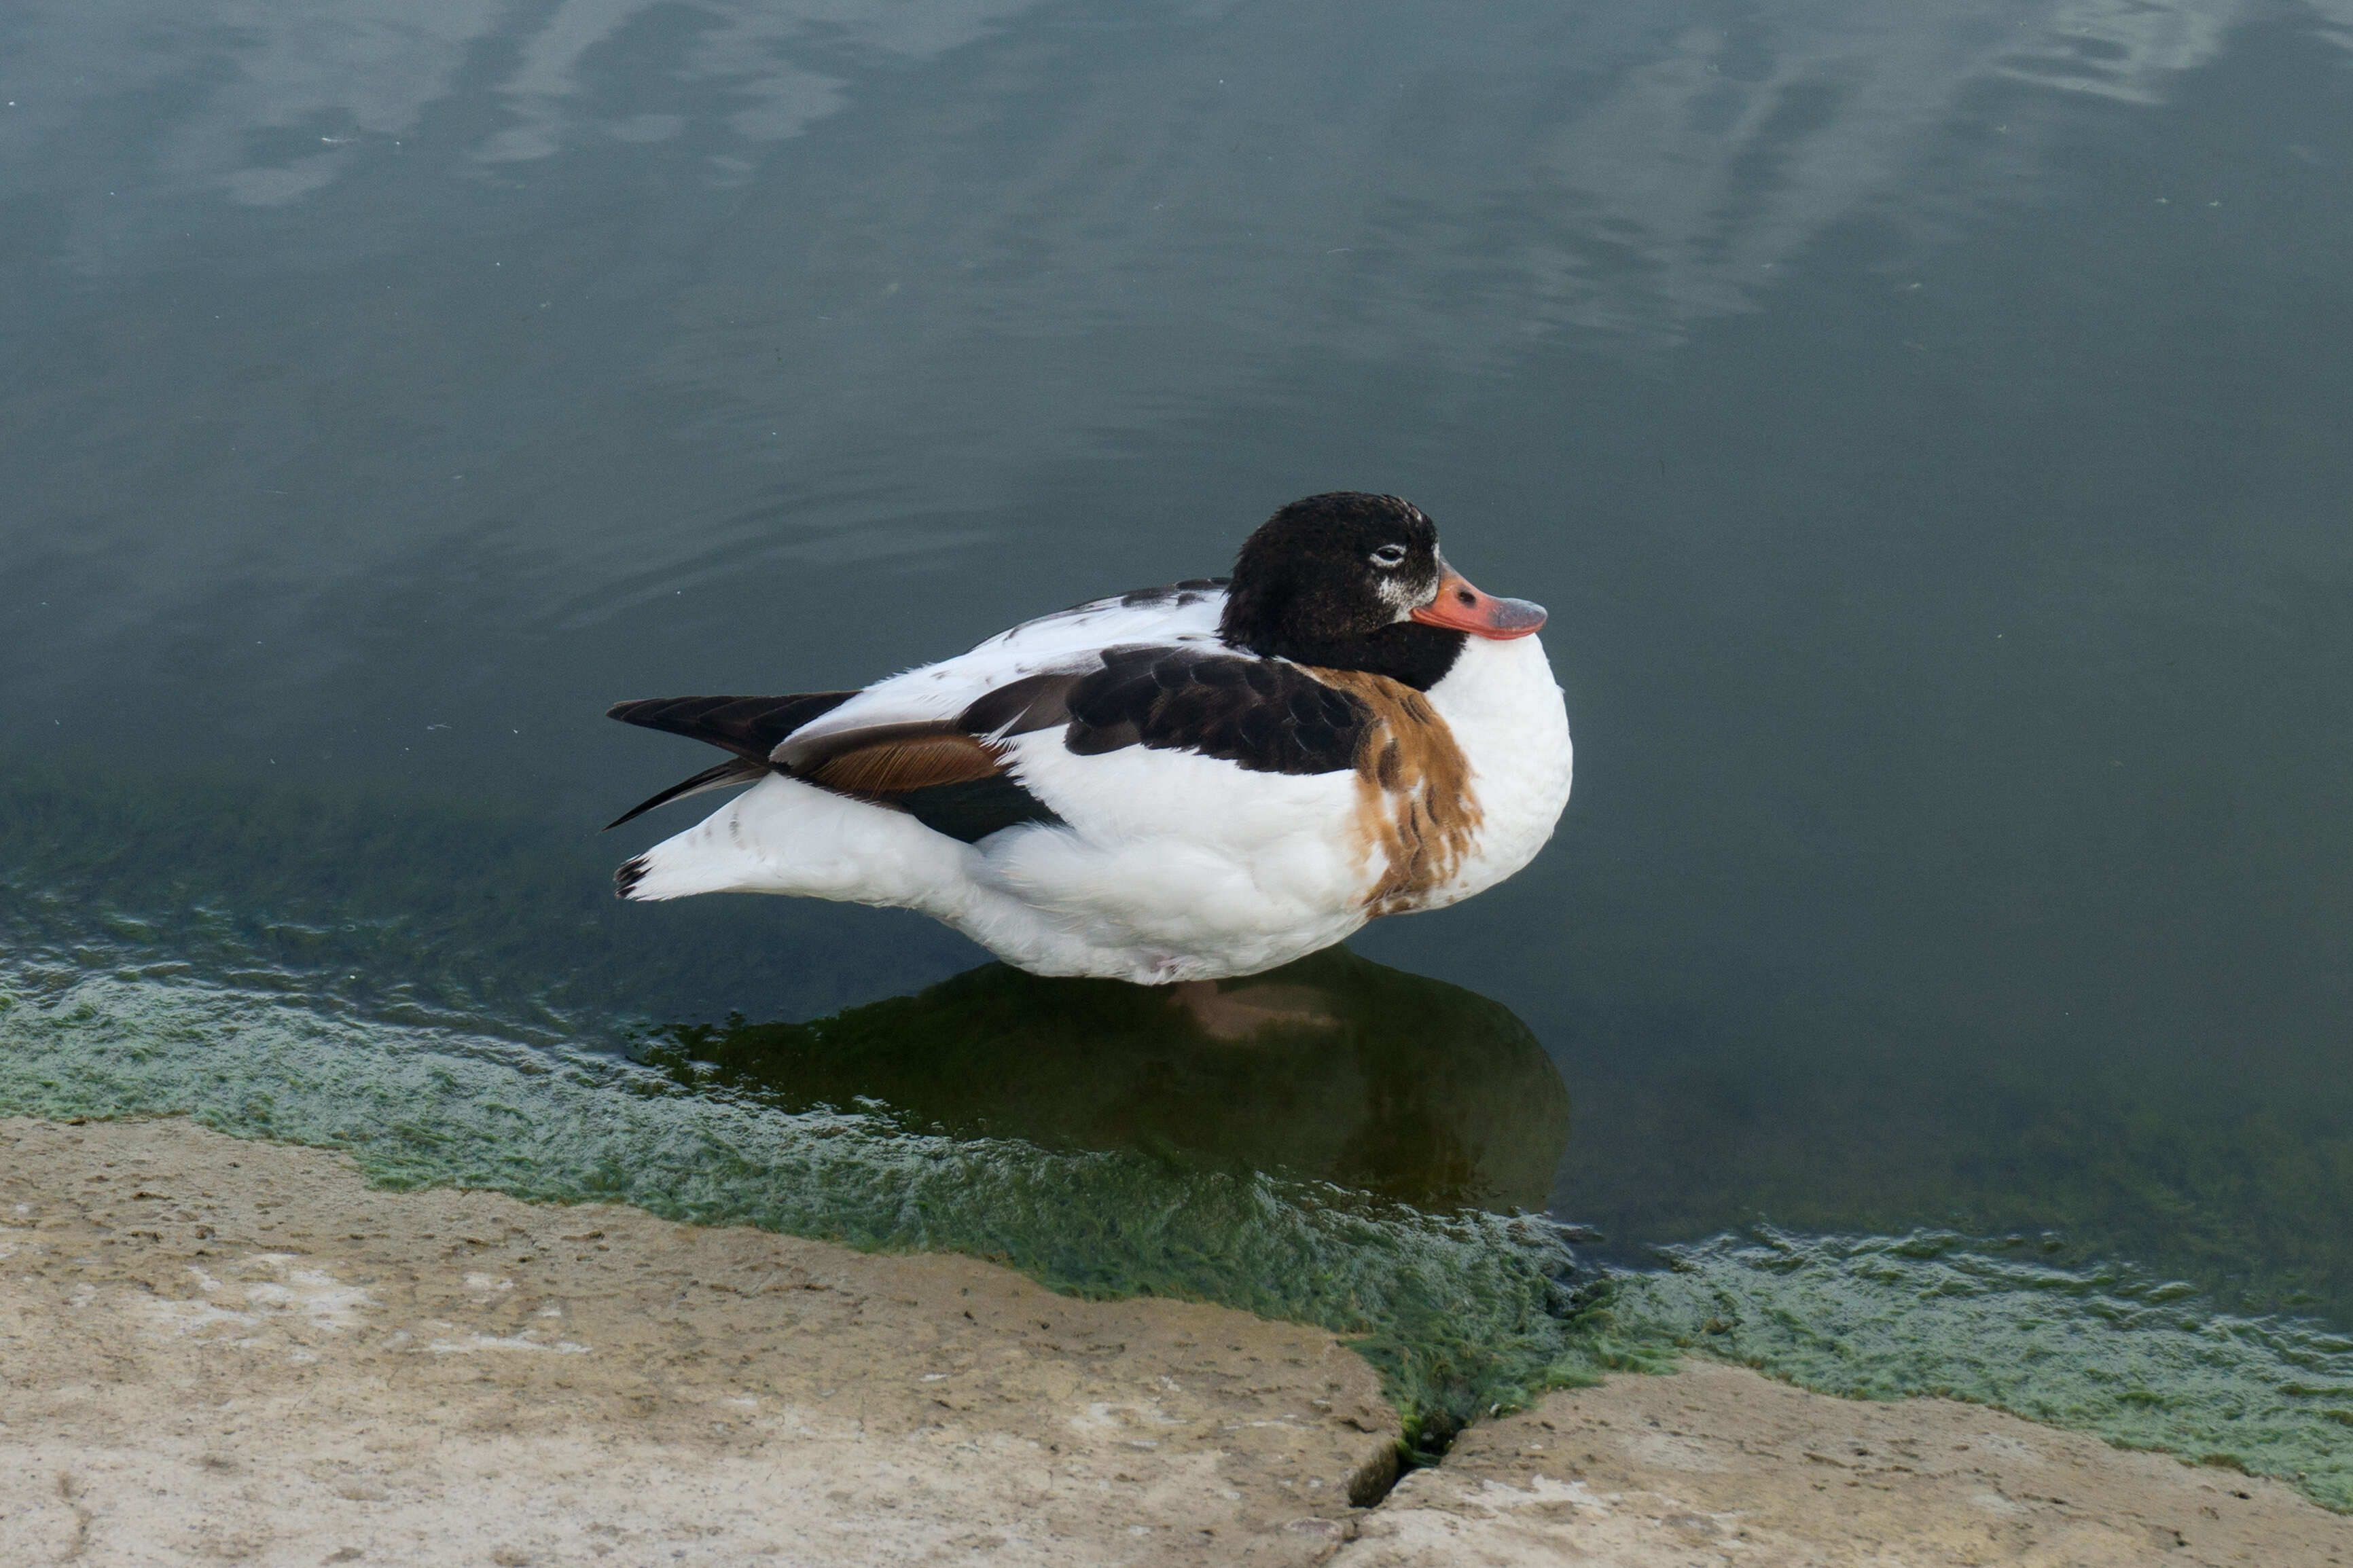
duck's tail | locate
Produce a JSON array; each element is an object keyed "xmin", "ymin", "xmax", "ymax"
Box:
[{"xmin": 601, "ymin": 691, "xmax": 859, "ymax": 831}]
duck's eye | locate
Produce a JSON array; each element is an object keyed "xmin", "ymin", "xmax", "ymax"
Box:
[{"xmin": 1370, "ymin": 543, "xmax": 1407, "ymax": 568}]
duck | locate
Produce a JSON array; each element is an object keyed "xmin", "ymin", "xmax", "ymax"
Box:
[{"xmin": 604, "ymin": 492, "xmax": 1573, "ymax": 984}]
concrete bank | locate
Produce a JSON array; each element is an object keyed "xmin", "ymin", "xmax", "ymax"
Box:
[{"xmin": 2, "ymin": 1117, "xmax": 2346, "ymax": 1566}]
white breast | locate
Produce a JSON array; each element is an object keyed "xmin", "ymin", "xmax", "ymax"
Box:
[{"xmin": 1414, "ymin": 632, "xmax": 1575, "ymax": 910}]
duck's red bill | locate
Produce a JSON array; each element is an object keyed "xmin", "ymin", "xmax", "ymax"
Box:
[{"xmin": 1410, "ymin": 572, "xmax": 1547, "ymax": 639}]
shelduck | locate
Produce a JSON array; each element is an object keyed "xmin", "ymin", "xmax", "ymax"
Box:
[{"xmin": 605, "ymin": 492, "xmax": 1573, "ymax": 983}]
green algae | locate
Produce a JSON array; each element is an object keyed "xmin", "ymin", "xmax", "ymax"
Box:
[
  {"xmin": 1608, "ymin": 1230, "xmax": 2353, "ymax": 1512},
  {"xmin": 4, "ymin": 953, "xmax": 2348, "ymax": 1506}
]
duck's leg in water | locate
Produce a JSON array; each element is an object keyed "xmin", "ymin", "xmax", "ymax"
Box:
[{"xmin": 1166, "ymin": 978, "xmax": 1341, "ymax": 1041}]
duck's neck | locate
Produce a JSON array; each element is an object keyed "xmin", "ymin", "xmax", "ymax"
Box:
[{"xmin": 1225, "ymin": 621, "xmax": 1467, "ymax": 691}]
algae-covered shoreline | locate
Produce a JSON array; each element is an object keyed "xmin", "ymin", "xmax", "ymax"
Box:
[
  {"xmin": 3, "ymin": 953, "xmax": 2349, "ymax": 1514},
  {"xmin": 6, "ymin": 1116, "xmax": 2348, "ymax": 1567}
]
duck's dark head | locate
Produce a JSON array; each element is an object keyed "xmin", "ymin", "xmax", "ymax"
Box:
[{"xmin": 1218, "ymin": 492, "xmax": 1545, "ymax": 689}]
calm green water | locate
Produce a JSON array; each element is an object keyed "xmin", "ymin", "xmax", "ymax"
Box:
[{"xmin": 5, "ymin": 0, "xmax": 2351, "ymax": 1503}]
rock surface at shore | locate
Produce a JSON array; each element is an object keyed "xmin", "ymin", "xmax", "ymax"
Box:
[
  {"xmin": 2, "ymin": 1116, "xmax": 2347, "ymax": 1565},
  {"xmin": 1342, "ymin": 1360, "xmax": 2347, "ymax": 1566}
]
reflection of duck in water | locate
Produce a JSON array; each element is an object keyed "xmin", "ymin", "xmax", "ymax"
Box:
[
  {"xmin": 640, "ymin": 947, "xmax": 1573, "ymax": 1216},
  {"xmin": 605, "ymin": 493, "xmax": 1573, "ymax": 983}
]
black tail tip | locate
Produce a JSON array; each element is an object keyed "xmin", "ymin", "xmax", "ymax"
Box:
[{"xmin": 615, "ymin": 856, "xmax": 649, "ymax": 899}]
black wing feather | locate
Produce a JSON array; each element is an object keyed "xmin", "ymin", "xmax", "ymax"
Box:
[
  {"xmin": 893, "ymin": 774, "xmax": 1067, "ymax": 843},
  {"xmin": 603, "ymin": 758, "xmax": 768, "ymax": 831},
  {"xmin": 607, "ymin": 692, "xmax": 857, "ymax": 761},
  {"xmin": 1056, "ymin": 647, "xmax": 1369, "ymax": 775},
  {"xmin": 960, "ymin": 670, "xmax": 1080, "ymax": 738}
]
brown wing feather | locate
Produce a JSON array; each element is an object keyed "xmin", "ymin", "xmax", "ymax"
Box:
[
  {"xmin": 771, "ymin": 706, "xmax": 1073, "ymax": 842},
  {"xmin": 806, "ymin": 731, "xmax": 1005, "ymax": 798}
]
